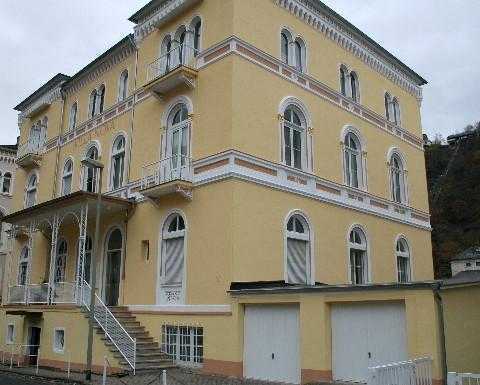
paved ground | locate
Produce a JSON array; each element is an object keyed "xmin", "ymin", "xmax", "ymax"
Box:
[{"xmin": 0, "ymin": 371, "xmax": 73, "ymax": 384}]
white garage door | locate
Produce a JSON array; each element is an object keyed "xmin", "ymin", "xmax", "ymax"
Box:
[
  {"xmin": 244, "ymin": 305, "xmax": 300, "ymax": 384},
  {"xmin": 331, "ymin": 302, "xmax": 408, "ymax": 383}
]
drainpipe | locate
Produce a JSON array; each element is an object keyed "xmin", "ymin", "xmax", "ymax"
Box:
[
  {"xmin": 52, "ymin": 89, "xmax": 66, "ymax": 199},
  {"xmin": 433, "ymin": 282, "xmax": 448, "ymax": 382},
  {"xmin": 126, "ymin": 36, "xmax": 139, "ymax": 185}
]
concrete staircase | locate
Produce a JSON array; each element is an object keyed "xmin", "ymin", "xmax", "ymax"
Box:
[{"xmin": 89, "ymin": 306, "xmax": 175, "ymax": 372}]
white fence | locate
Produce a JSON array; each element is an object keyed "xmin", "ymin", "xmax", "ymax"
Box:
[
  {"xmin": 448, "ymin": 372, "xmax": 480, "ymax": 385},
  {"xmin": 141, "ymin": 155, "xmax": 193, "ymax": 191},
  {"xmin": 368, "ymin": 357, "xmax": 433, "ymax": 385},
  {"xmin": 80, "ymin": 280, "xmax": 136, "ymax": 373},
  {"xmin": 146, "ymin": 44, "xmax": 197, "ymax": 83}
]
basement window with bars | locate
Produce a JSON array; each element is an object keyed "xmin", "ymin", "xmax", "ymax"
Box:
[{"xmin": 161, "ymin": 325, "xmax": 203, "ymax": 366}]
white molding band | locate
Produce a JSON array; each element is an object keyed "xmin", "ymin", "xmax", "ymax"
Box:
[
  {"xmin": 191, "ymin": 150, "xmax": 431, "ymax": 231},
  {"xmin": 273, "ymin": 0, "xmax": 423, "ymax": 100},
  {"xmin": 127, "ymin": 304, "xmax": 232, "ymax": 314}
]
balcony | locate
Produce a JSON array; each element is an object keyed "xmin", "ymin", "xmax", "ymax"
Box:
[
  {"xmin": 16, "ymin": 139, "xmax": 44, "ymax": 168},
  {"xmin": 141, "ymin": 155, "xmax": 193, "ymax": 201},
  {"xmin": 145, "ymin": 44, "xmax": 198, "ymax": 98},
  {"xmin": 7, "ymin": 282, "xmax": 76, "ymax": 306}
]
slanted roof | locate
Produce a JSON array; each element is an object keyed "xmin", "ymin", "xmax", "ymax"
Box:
[
  {"xmin": 0, "ymin": 144, "xmax": 18, "ymax": 154},
  {"xmin": 14, "ymin": 73, "xmax": 70, "ymax": 112},
  {"xmin": 441, "ymin": 271, "xmax": 480, "ymax": 288},
  {"xmin": 128, "ymin": 0, "xmax": 167, "ymax": 23},
  {"xmin": 451, "ymin": 246, "xmax": 480, "ymax": 261},
  {"xmin": 63, "ymin": 34, "xmax": 135, "ymax": 90}
]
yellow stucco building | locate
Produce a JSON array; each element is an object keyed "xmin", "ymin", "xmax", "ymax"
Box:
[{"xmin": 0, "ymin": 0, "xmax": 447, "ymax": 383}]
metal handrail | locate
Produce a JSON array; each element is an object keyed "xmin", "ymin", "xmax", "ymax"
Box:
[
  {"xmin": 147, "ymin": 43, "xmax": 198, "ymax": 82},
  {"xmin": 368, "ymin": 357, "xmax": 432, "ymax": 385},
  {"xmin": 81, "ymin": 280, "xmax": 136, "ymax": 373},
  {"xmin": 17, "ymin": 138, "xmax": 44, "ymax": 159},
  {"xmin": 141, "ymin": 154, "xmax": 193, "ymax": 190}
]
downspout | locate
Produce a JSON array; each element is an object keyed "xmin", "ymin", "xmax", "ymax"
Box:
[
  {"xmin": 434, "ymin": 282, "xmax": 448, "ymax": 382},
  {"xmin": 122, "ymin": 36, "xmax": 139, "ymax": 305},
  {"xmin": 52, "ymin": 88, "xmax": 67, "ymax": 199}
]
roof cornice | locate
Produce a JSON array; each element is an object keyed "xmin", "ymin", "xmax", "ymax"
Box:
[
  {"xmin": 132, "ymin": 0, "xmax": 202, "ymax": 43},
  {"xmin": 274, "ymin": 0, "xmax": 426, "ymax": 99}
]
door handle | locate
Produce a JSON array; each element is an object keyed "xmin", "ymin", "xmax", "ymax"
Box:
[{"xmin": 271, "ymin": 353, "xmax": 275, "ymax": 360}]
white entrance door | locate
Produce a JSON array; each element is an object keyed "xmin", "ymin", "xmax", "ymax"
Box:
[
  {"xmin": 244, "ymin": 305, "xmax": 300, "ymax": 384},
  {"xmin": 331, "ymin": 302, "xmax": 408, "ymax": 383}
]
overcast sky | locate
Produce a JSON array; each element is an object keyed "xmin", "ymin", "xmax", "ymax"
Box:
[{"xmin": 1, "ymin": 1, "xmax": 479, "ymax": 145}]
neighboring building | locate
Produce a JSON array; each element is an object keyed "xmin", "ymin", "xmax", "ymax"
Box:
[
  {"xmin": 450, "ymin": 247, "xmax": 480, "ymax": 276},
  {"xmin": 0, "ymin": 144, "xmax": 18, "ymax": 302},
  {"xmin": 0, "ymin": 1, "xmax": 445, "ymax": 384}
]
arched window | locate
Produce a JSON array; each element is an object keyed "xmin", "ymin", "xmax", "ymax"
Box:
[
  {"xmin": 118, "ymin": 70, "xmax": 129, "ymax": 102},
  {"xmin": 390, "ymin": 153, "xmax": 406, "ymax": 203},
  {"xmin": 280, "ymin": 29, "xmax": 292, "ymax": 65},
  {"xmin": 384, "ymin": 93, "xmax": 392, "ymax": 121},
  {"xmin": 167, "ymin": 104, "xmax": 190, "ymax": 169},
  {"xmin": 192, "ymin": 18, "xmax": 202, "ymax": 55},
  {"xmin": 2, "ymin": 172, "xmax": 11, "ymax": 194},
  {"xmin": 61, "ymin": 159, "xmax": 73, "ymax": 196},
  {"xmin": 96, "ymin": 85, "xmax": 105, "ymax": 115},
  {"xmin": 105, "ymin": 228, "xmax": 123, "ymax": 306},
  {"xmin": 348, "ymin": 227, "xmax": 368, "ymax": 284},
  {"xmin": 294, "ymin": 38, "xmax": 305, "ymax": 72},
  {"xmin": 88, "ymin": 90, "xmax": 97, "ymax": 118},
  {"xmin": 343, "ymin": 132, "xmax": 363, "ymax": 189},
  {"xmin": 54, "ymin": 240, "xmax": 67, "ymax": 283},
  {"xmin": 177, "ymin": 28, "xmax": 187, "ymax": 65},
  {"xmin": 161, "ymin": 36, "xmax": 173, "ymax": 73},
  {"xmin": 396, "ymin": 238, "xmax": 411, "ymax": 283},
  {"xmin": 84, "ymin": 145, "xmax": 99, "ymax": 193},
  {"xmin": 286, "ymin": 214, "xmax": 311, "ymax": 284},
  {"xmin": 18, "ymin": 246, "xmax": 29, "ymax": 285},
  {"xmin": 25, "ymin": 173, "xmax": 38, "ymax": 208},
  {"xmin": 68, "ymin": 103, "xmax": 77, "ymax": 131},
  {"xmin": 350, "ymin": 71, "xmax": 359, "ymax": 102},
  {"xmin": 340, "ymin": 66, "xmax": 348, "ymax": 96},
  {"xmin": 30, "ymin": 121, "xmax": 43, "ymax": 149},
  {"xmin": 283, "ymin": 105, "xmax": 306, "ymax": 170},
  {"xmin": 110, "ymin": 136, "xmax": 125, "ymax": 190},
  {"xmin": 392, "ymin": 98, "xmax": 401, "ymax": 125},
  {"xmin": 160, "ymin": 214, "xmax": 186, "ymax": 303}
]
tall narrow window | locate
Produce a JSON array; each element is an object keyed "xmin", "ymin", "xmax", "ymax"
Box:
[
  {"xmin": 61, "ymin": 159, "xmax": 73, "ymax": 196},
  {"xmin": 68, "ymin": 103, "xmax": 77, "ymax": 131},
  {"xmin": 344, "ymin": 132, "xmax": 362, "ymax": 188},
  {"xmin": 350, "ymin": 72, "xmax": 359, "ymax": 102},
  {"xmin": 30, "ymin": 122, "xmax": 42, "ymax": 149},
  {"xmin": 396, "ymin": 238, "xmax": 411, "ymax": 283},
  {"xmin": 162, "ymin": 36, "xmax": 173, "ymax": 74},
  {"xmin": 160, "ymin": 214, "xmax": 186, "ymax": 304},
  {"xmin": 55, "ymin": 240, "xmax": 67, "ymax": 283},
  {"xmin": 2, "ymin": 172, "xmax": 11, "ymax": 194},
  {"xmin": 18, "ymin": 246, "xmax": 29, "ymax": 285},
  {"xmin": 167, "ymin": 104, "xmax": 190, "ymax": 171},
  {"xmin": 283, "ymin": 106, "xmax": 306, "ymax": 170},
  {"xmin": 105, "ymin": 228, "xmax": 123, "ymax": 306},
  {"xmin": 97, "ymin": 85, "xmax": 105, "ymax": 115},
  {"xmin": 110, "ymin": 136, "xmax": 125, "ymax": 190},
  {"xmin": 178, "ymin": 30, "xmax": 186, "ymax": 65},
  {"xmin": 340, "ymin": 66, "xmax": 347, "ymax": 96},
  {"xmin": 25, "ymin": 174, "xmax": 38, "ymax": 208},
  {"xmin": 286, "ymin": 214, "xmax": 310, "ymax": 284},
  {"xmin": 118, "ymin": 70, "xmax": 128, "ymax": 102},
  {"xmin": 384, "ymin": 93, "xmax": 391, "ymax": 121},
  {"xmin": 348, "ymin": 227, "xmax": 368, "ymax": 284},
  {"xmin": 193, "ymin": 19, "xmax": 201, "ymax": 55},
  {"xmin": 392, "ymin": 98, "xmax": 401, "ymax": 125},
  {"xmin": 88, "ymin": 90, "xmax": 97, "ymax": 118},
  {"xmin": 390, "ymin": 154, "xmax": 406, "ymax": 203},
  {"xmin": 84, "ymin": 146, "xmax": 99, "ymax": 193},
  {"xmin": 294, "ymin": 38, "xmax": 306, "ymax": 72},
  {"xmin": 280, "ymin": 30, "xmax": 292, "ymax": 65}
]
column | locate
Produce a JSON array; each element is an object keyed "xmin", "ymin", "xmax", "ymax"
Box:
[
  {"xmin": 24, "ymin": 222, "xmax": 36, "ymax": 304},
  {"xmin": 75, "ymin": 204, "xmax": 88, "ymax": 304},
  {"xmin": 47, "ymin": 214, "xmax": 59, "ymax": 305}
]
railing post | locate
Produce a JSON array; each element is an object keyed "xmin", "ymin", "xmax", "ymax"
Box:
[
  {"xmin": 67, "ymin": 350, "xmax": 71, "ymax": 378},
  {"xmin": 447, "ymin": 372, "xmax": 458, "ymax": 385},
  {"xmin": 102, "ymin": 356, "xmax": 107, "ymax": 385},
  {"xmin": 162, "ymin": 369, "xmax": 167, "ymax": 385},
  {"xmin": 133, "ymin": 338, "xmax": 137, "ymax": 375},
  {"xmin": 36, "ymin": 348, "xmax": 40, "ymax": 374}
]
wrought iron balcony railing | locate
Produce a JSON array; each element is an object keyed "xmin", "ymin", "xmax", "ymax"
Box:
[{"xmin": 146, "ymin": 44, "xmax": 198, "ymax": 83}]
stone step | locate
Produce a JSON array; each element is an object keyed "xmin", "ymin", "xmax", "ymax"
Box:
[{"xmin": 122, "ymin": 362, "xmax": 175, "ymax": 371}]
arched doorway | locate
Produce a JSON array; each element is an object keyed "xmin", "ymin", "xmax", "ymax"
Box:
[{"xmin": 104, "ymin": 228, "xmax": 123, "ymax": 306}]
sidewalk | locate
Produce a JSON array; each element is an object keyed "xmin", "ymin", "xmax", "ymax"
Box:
[{"xmin": 0, "ymin": 364, "xmax": 304, "ymax": 385}]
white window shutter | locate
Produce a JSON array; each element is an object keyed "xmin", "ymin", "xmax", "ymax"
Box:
[
  {"xmin": 287, "ymin": 238, "xmax": 308, "ymax": 284},
  {"xmin": 164, "ymin": 238, "xmax": 184, "ymax": 285}
]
